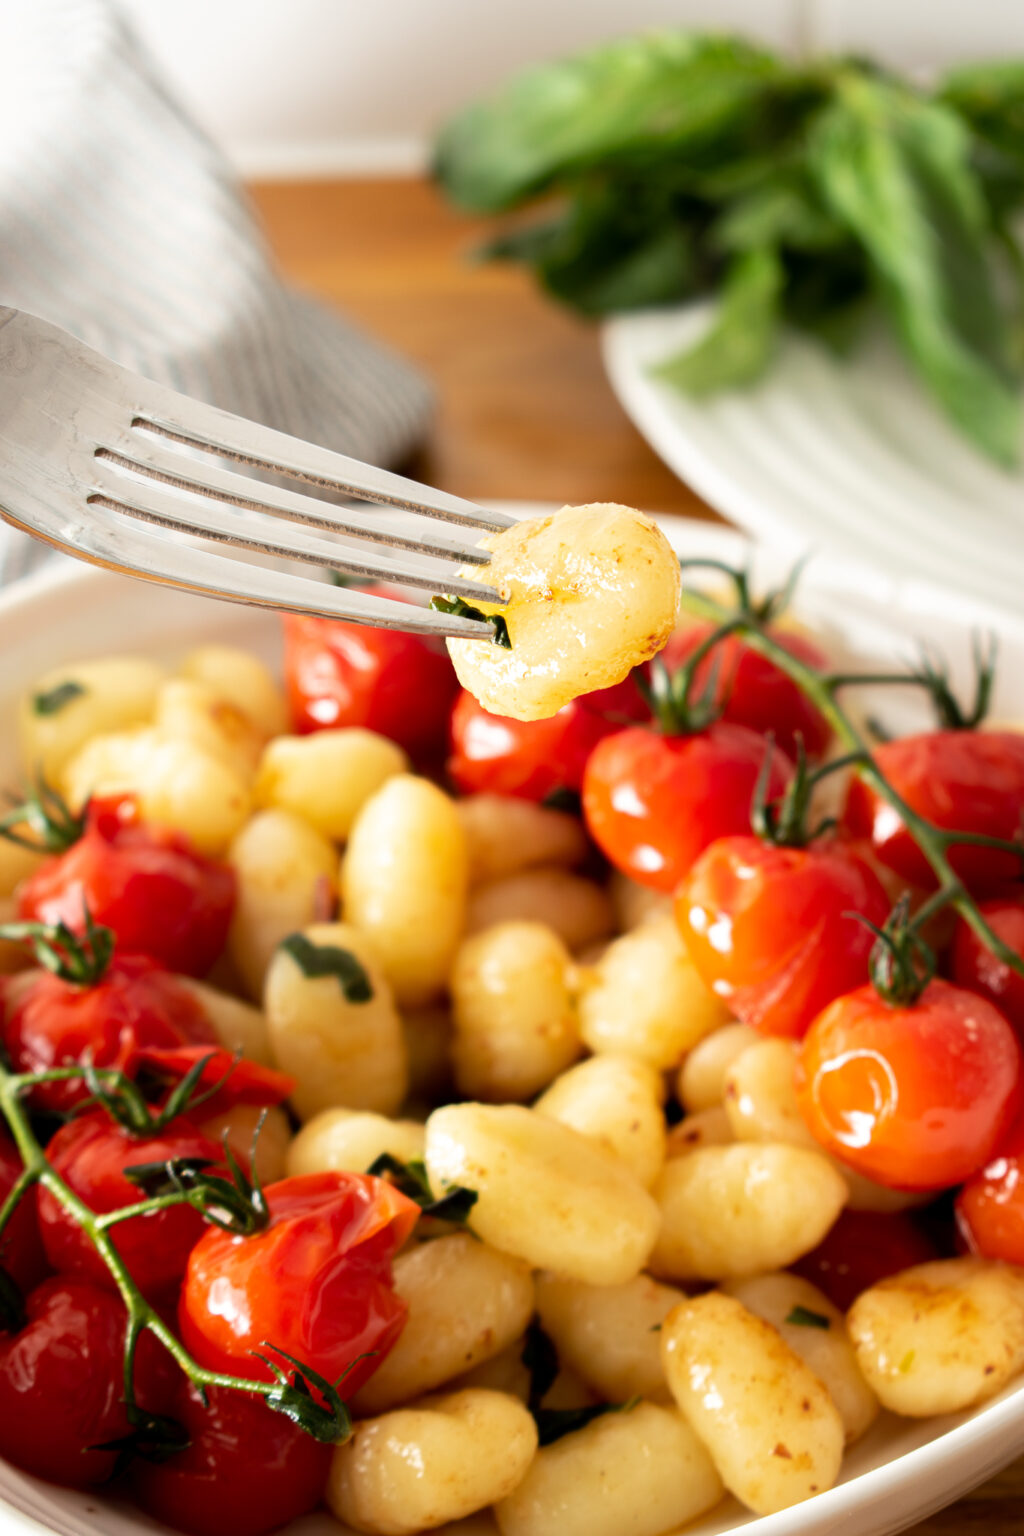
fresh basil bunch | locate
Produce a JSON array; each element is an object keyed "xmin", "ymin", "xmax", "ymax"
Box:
[{"xmin": 435, "ymin": 35, "xmax": 1024, "ymax": 465}]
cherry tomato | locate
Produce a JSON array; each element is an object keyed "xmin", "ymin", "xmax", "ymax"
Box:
[
  {"xmin": 134, "ymin": 1044, "xmax": 295, "ymax": 1120},
  {"xmin": 38, "ymin": 1112, "xmax": 223, "ymax": 1297},
  {"xmin": 133, "ymin": 1378, "xmax": 331, "ymax": 1536},
  {"xmin": 951, "ymin": 899, "xmax": 1024, "ymax": 1034},
  {"xmin": 447, "ymin": 689, "xmax": 623, "ymax": 801},
  {"xmin": 796, "ymin": 979, "xmax": 1022, "ymax": 1189},
  {"xmin": 0, "ymin": 1277, "xmax": 174, "ymax": 1487},
  {"xmin": 18, "ymin": 795, "xmax": 236, "ymax": 977},
  {"xmin": 956, "ymin": 1117, "xmax": 1024, "ymax": 1265},
  {"xmin": 283, "ymin": 594, "xmax": 458, "ymax": 759},
  {"xmin": 2, "ymin": 955, "xmax": 216, "ymax": 1114},
  {"xmin": 675, "ymin": 836, "xmax": 891, "ymax": 1038},
  {"xmin": 582, "ymin": 723, "xmax": 793, "ymax": 893},
  {"xmin": 791, "ymin": 1208, "xmax": 939, "ymax": 1312},
  {"xmin": 659, "ymin": 623, "xmax": 832, "ymax": 760},
  {"xmin": 0, "ymin": 1126, "xmax": 46, "ymax": 1292},
  {"xmin": 179, "ymin": 1172, "xmax": 419, "ymax": 1397},
  {"xmin": 844, "ymin": 730, "xmax": 1024, "ymax": 892}
]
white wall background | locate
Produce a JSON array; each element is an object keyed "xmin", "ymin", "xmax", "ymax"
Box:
[{"xmin": 116, "ymin": 0, "xmax": 1024, "ymax": 177}]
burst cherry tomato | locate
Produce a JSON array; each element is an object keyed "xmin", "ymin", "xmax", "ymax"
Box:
[
  {"xmin": 283, "ymin": 595, "xmax": 458, "ymax": 759},
  {"xmin": 447, "ymin": 689, "xmax": 625, "ymax": 801},
  {"xmin": 796, "ymin": 979, "xmax": 1022, "ymax": 1189},
  {"xmin": 676, "ymin": 836, "xmax": 891, "ymax": 1038},
  {"xmin": 956, "ymin": 1116, "xmax": 1024, "ymax": 1265},
  {"xmin": 0, "ymin": 1127, "xmax": 46, "ymax": 1291},
  {"xmin": 2, "ymin": 954, "xmax": 216, "ymax": 1114},
  {"xmin": 18, "ymin": 795, "xmax": 235, "ymax": 977},
  {"xmin": 951, "ymin": 899, "xmax": 1024, "ymax": 1034},
  {"xmin": 844, "ymin": 730, "xmax": 1024, "ymax": 892},
  {"xmin": 582, "ymin": 723, "xmax": 793, "ymax": 893},
  {"xmin": 133, "ymin": 1379, "xmax": 332, "ymax": 1536},
  {"xmin": 179, "ymin": 1171, "xmax": 419, "ymax": 1397},
  {"xmin": 791, "ymin": 1208, "xmax": 940, "ymax": 1311},
  {"xmin": 0, "ymin": 1277, "xmax": 174, "ymax": 1487},
  {"xmin": 659, "ymin": 623, "xmax": 831, "ymax": 760},
  {"xmin": 38, "ymin": 1111, "xmax": 223, "ymax": 1297},
  {"xmin": 134, "ymin": 1044, "xmax": 295, "ymax": 1120}
]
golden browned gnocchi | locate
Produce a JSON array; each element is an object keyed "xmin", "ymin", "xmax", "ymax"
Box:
[
  {"xmin": 254, "ymin": 727, "xmax": 408, "ymax": 841},
  {"xmin": 465, "ymin": 868, "xmax": 614, "ymax": 953},
  {"xmin": 19, "ymin": 654, "xmax": 166, "ymax": 780},
  {"xmin": 535, "ymin": 1271, "xmax": 685, "ymax": 1401},
  {"xmin": 154, "ymin": 677, "xmax": 265, "ymax": 779},
  {"xmin": 534, "ymin": 1053, "xmax": 666, "ymax": 1187},
  {"xmin": 285, "ymin": 1108, "xmax": 425, "ymax": 1179},
  {"xmin": 677, "ymin": 1020, "xmax": 759, "ymax": 1112},
  {"xmin": 457, "ymin": 794, "xmax": 587, "ymax": 884},
  {"xmin": 227, "ymin": 807, "xmax": 338, "ymax": 999},
  {"xmin": 179, "ymin": 643, "xmax": 288, "ymax": 737}
]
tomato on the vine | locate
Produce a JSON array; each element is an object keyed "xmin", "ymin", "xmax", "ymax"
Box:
[
  {"xmin": 951, "ymin": 899, "xmax": 1024, "ymax": 1034},
  {"xmin": 133, "ymin": 1379, "xmax": 332, "ymax": 1536},
  {"xmin": 791, "ymin": 1208, "xmax": 939, "ymax": 1312},
  {"xmin": 18, "ymin": 795, "xmax": 235, "ymax": 977},
  {"xmin": 844, "ymin": 730, "xmax": 1024, "ymax": 892},
  {"xmin": 133, "ymin": 1044, "xmax": 295, "ymax": 1120},
  {"xmin": 956, "ymin": 1117, "xmax": 1024, "ymax": 1265},
  {"xmin": 0, "ymin": 1277, "xmax": 174, "ymax": 1487},
  {"xmin": 447, "ymin": 688, "xmax": 631, "ymax": 801},
  {"xmin": 796, "ymin": 979, "xmax": 1022, "ymax": 1189},
  {"xmin": 38, "ymin": 1111, "xmax": 223, "ymax": 1297},
  {"xmin": 0, "ymin": 1127, "xmax": 46, "ymax": 1292},
  {"xmin": 582, "ymin": 723, "xmax": 793, "ymax": 893},
  {"xmin": 676, "ymin": 836, "xmax": 891, "ymax": 1038},
  {"xmin": 179, "ymin": 1171, "xmax": 419, "ymax": 1397},
  {"xmin": 659, "ymin": 622, "xmax": 832, "ymax": 760}
]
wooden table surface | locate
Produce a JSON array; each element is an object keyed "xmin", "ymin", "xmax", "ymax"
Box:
[{"xmin": 249, "ymin": 174, "xmax": 1024, "ymax": 1534}]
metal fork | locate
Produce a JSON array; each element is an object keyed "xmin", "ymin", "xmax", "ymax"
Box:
[{"xmin": 0, "ymin": 305, "xmax": 516, "ymax": 639}]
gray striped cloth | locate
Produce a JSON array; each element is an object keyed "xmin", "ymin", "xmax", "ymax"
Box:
[{"xmin": 0, "ymin": 0, "xmax": 434, "ymax": 584}]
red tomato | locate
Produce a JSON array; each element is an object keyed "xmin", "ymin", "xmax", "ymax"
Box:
[
  {"xmin": 0, "ymin": 1127, "xmax": 46, "ymax": 1292},
  {"xmin": 796, "ymin": 979, "xmax": 1022, "ymax": 1189},
  {"xmin": 582, "ymin": 723, "xmax": 793, "ymax": 893},
  {"xmin": 2, "ymin": 955, "xmax": 216, "ymax": 1114},
  {"xmin": 791, "ymin": 1208, "xmax": 939, "ymax": 1311},
  {"xmin": 0, "ymin": 1277, "xmax": 174, "ymax": 1487},
  {"xmin": 659, "ymin": 623, "xmax": 831, "ymax": 760},
  {"xmin": 18, "ymin": 795, "xmax": 235, "ymax": 977},
  {"xmin": 38, "ymin": 1112, "xmax": 222, "ymax": 1297},
  {"xmin": 956, "ymin": 1116, "xmax": 1024, "ymax": 1265},
  {"xmin": 675, "ymin": 836, "xmax": 891, "ymax": 1038},
  {"xmin": 179, "ymin": 1172, "xmax": 419, "ymax": 1396},
  {"xmin": 447, "ymin": 689, "xmax": 622, "ymax": 801},
  {"xmin": 844, "ymin": 730, "xmax": 1024, "ymax": 892},
  {"xmin": 283, "ymin": 598, "xmax": 458, "ymax": 758},
  {"xmin": 133, "ymin": 1379, "xmax": 331, "ymax": 1536},
  {"xmin": 951, "ymin": 899, "xmax": 1024, "ymax": 1034},
  {"xmin": 134, "ymin": 1044, "xmax": 295, "ymax": 1120}
]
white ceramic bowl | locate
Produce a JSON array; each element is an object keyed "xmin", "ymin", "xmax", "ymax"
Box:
[{"xmin": 1, "ymin": 512, "xmax": 1024, "ymax": 1536}]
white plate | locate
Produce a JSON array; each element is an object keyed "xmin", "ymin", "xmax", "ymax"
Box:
[
  {"xmin": 2, "ymin": 517, "xmax": 1024, "ymax": 1536},
  {"xmin": 603, "ymin": 306, "xmax": 1024, "ymax": 621}
]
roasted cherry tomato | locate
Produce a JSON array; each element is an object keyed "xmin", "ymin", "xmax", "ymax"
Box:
[
  {"xmin": 283, "ymin": 595, "xmax": 458, "ymax": 759},
  {"xmin": 659, "ymin": 623, "xmax": 831, "ymax": 760},
  {"xmin": 448, "ymin": 689, "xmax": 625, "ymax": 801},
  {"xmin": 179, "ymin": 1171, "xmax": 419, "ymax": 1396},
  {"xmin": 18, "ymin": 795, "xmax": 236, "ymax": 977},
  {"xmin": 0, "ymin": 1277, "xmax": 174, "ymax": 1487},
  {"xmin": 675, "ymin": 836, "xmax": 891, "ymax": 1038},
  {"xmin": 0, "ymin": 1126, "xmax": 46, "ymax": 1292},
  {"xmin": 956, "ymin": 1116, "xmax": 1024, "ymax": 1265},
  {"xmin": 133, "ymin": 1379, "xmax": 332, "ymax": 1536},
  {"xmin": 2, "ymin": 954, "xmax": 216, "ymax": 1114},
  {"xmin": 844, "ymin": 730, "xmax": 1024, "ymax": 892},
  {"xmin": 38, "ymin": 1111, "xmax": 223, "ymax": 1297},
  {"xmin": 792, "ymin": 1208, "xmax": 939, "ymax": 1312},
  {"xmin": 951, "ymin": 898, "xmax": 1024, "ymax": 1034},
  {"xmin": 582, "ymin": 723, "xmax": 793, "ymax": 893},
  {"xmin": 796, "ymin": 979, "xmax": 1022, "ymax": 1190},
  {"xmin": 134, "ymin": 1044, "xmax": 295, "ymax": 1120}
]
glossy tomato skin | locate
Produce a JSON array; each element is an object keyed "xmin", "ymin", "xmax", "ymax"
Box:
[
  {"xmin": 180, "ymin": 1171, "xmax": 420, "ymax": 1396},
  {"xmin": 283, "ymin": 600, "xmax": 458, "ymax": 759},
  {"xmin": 791, "ymin": 1208, "xmax": 940, "ymax": 1312},
  {"xmin": 0, "ymin": 1277, "xmax": 174, "ymax": 1487},
  {"xmin": 132, "ymin": 1379, "xmax": 331, "ymax": 1536},
  {"xmin": 2, "ymin": 955, "xmax": 216, "ymax": 1114},
  {"xmin": 582, "ymin": 723, "xmax": 793, "ymax": 894},
  {"xmin": 951, "ymin": 899, "xmax": 1024, "ymax": 1034},
  {"xmin": 844, "ymin": 730, "xmax": 1024, "ymax": 892},
  {"xmin": 0, "ymin": 1127, "xmax": 47, "ymax": 1292},
  {"xmin": 796, "ymin": 979, "xmax": 1023, "ymax": 1190},
  {"xmin": 956, "ymin": 1117, "xmax": 1024, "ymax": 1265},
  {"xmin": 38, "ymin": 1112, "xmax": 222, "ymax": 1297},
  {"xmin": 447, "ymin": 689, "xmax": 623, "ymax": 801},
  {"xmin": 18, "ymin": 796, "xmax": 236, "ymax": 977},
  {"xmin": 675, "ymin": 836, "xmax": 891, "ymax": 1038},
  {"xmin": 133, "ymin": 1044, "xmax": 295, "ymax": 1121},
  {"xmin": 659, "ymin": 623, "xmax": 831, "ymax": 760}
]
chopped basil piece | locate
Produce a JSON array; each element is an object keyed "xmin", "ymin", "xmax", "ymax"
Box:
[
  {"xmin": 899, "ymin": 1349, "xmax": 916, "ymax": 1374},
  {"xmin": 648, "ymin": 1322, "xmax": 663, "ymax": 1333},
  {"xmin": 430, "ymin": 594, "xmax": 512, "ymax": 648},
  {"xmin": 280, "ymin": 933, "xmax": 373, "ymax": 1002},
  {"xmin": 366, "ymin": 1152, "xmax": 479, "ymax": 1227},
  {"xmin": 32, "ymin": 680, "xmax": 86, "ymax": 716},
  {"xmin": 786, "ymin": 1305, "xmax": 831, "ymax": 1330},
  {"xmin": 533, "ymin": 1397, "xmax": 641, "ymax": 1447}
]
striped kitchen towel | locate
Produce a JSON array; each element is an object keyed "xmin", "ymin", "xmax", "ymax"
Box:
[{"xmin": 0, "ymin": 0, "xmax": 434, "ymax": 584}]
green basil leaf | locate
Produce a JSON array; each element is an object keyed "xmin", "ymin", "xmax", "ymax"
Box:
[
  {"xmin": 366, "ymin": 1153, "xmax": 479, "ymax": 1229},
  {"xmin": 940, "ymin": 60, "xmax": 1024, "ymax": 167},
  {"xmin": 533, "ymin": 1397, "xmax": 641, "ymax": 1447},
  {"xmin": 32, "ymin": 680, "xmax": 86, "ymax": 716},
  {"xmin": 652, "ymin": 245, "xmax": 783, "ymax": 397},
  {"xmin": 279, "ymin": 933, "xmax": 373, "ymax": 1002},
  {"xmin": 713, "ymin": 173, "xmax": 846, "ymax": 254},
  {"xmin": 786, "ymin": 1305, "xmax": 831, "ymax": 1329},
  {"xmin": 429, "ymin": 595, "xmax": 511, "ymax": 648}
]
